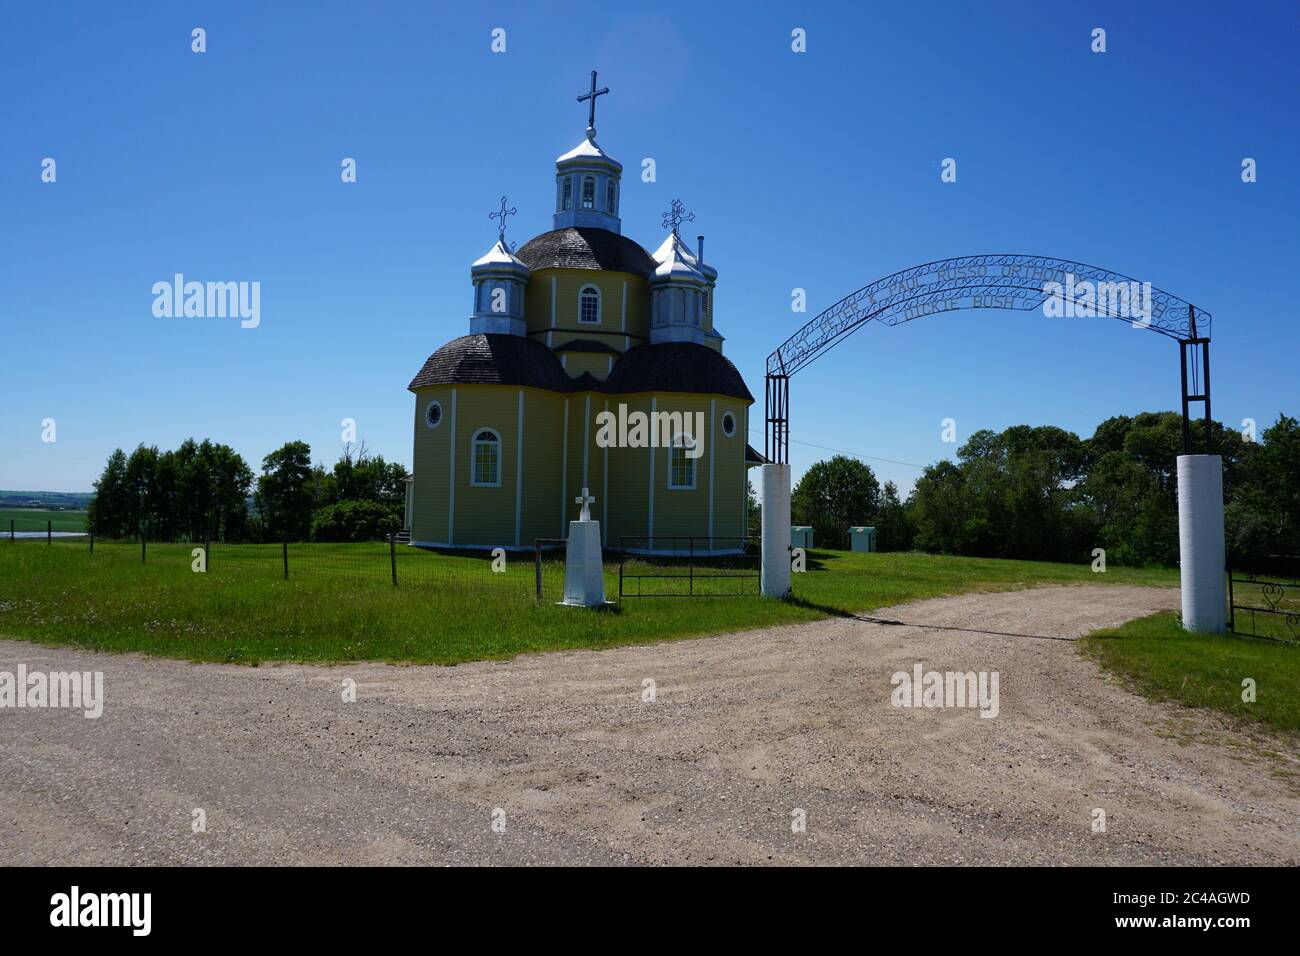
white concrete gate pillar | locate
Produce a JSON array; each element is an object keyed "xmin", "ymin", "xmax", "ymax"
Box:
[
  {"xmin": 1177, "ymin": 454, "xmax": 1226, "ymax": 634},
  {"xmin": 760, "ymin": 463, "xmax": 791, "ymax": 599}
]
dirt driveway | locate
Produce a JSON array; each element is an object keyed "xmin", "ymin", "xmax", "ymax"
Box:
[{"xmin": 2, "ymin": 585, "xmax": 1296, "ymax": 866}]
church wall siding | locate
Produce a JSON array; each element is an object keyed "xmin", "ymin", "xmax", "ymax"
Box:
[
  {"xmin": 518, "ymin": 387, "xmax": 565, "ymax": 546},
  {"xmin": 710, "ymin": 397, "xmax": 748, "ymax": 540},
  {"xmin": 452, "ymin": 387, "xmax": 524, "ymax": 548},
  {"xmin": 644, "ymin": 393, "xmax": 711, "ymax": 541},
  {"xmin": 525, "ymin": 268, "xmax": 648, "ymax": 352},
  {"xmin": 411, "ymin": 387, "xmax": 452, "ymax": 545}
]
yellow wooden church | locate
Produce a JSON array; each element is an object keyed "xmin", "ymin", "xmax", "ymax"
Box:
[{"xmin": 405, "ymin": 75, "xmax": 760, "ymax": 552}]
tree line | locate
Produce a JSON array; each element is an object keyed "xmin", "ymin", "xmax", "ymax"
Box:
[
  {"xmin": 791, "ymin": 411, "xmax": 1299, "ymax": 565},
  {"xmin": 88, "ymin": 439, "xmax": 408, "ymax": 543}
]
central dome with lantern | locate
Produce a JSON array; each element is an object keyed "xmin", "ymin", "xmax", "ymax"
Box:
[{"xmin": 404, "ymin": 71, "xmax": 761, "ymax": 553}]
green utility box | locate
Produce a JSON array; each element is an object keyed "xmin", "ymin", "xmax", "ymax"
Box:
[{"xmin": 849, "ymin": 526, "xmax": 877, "ymax": 552}]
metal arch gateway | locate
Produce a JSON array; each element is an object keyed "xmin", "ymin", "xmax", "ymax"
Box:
[{"xmin": 763, "ymin": 253, "xmax": 1214, "ymax": 463}]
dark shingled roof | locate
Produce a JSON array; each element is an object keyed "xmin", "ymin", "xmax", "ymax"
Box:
[
  {"xmin": 515, "ymin": 227, "xmax": 656, "ymax": 277},
  {"xmin": 606, "ymin": 343, "xmax": 754, "ymax": 402},
  {"xmin": 745, "ymin": 443, "xmax": 770, "ymax": 465},
  {"xmin": 409, "ymin": 336, "xmax": 754, "ymax": 403},
  {"xmin": 553, "ymin": 337, "xmax": 620, "ymax": 355},
  {"xmin": 407, "ymin": 334, "xmax": 570, "ymax": 392}
]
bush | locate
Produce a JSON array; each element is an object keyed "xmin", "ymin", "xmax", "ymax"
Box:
[{"xmin": 309, "ymin": 500, "xmax": 401, "ymax": 542}]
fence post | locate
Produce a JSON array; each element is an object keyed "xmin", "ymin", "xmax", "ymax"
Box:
[
  {"xmin": 9, "ymin": 518, "xmax": 13, "ymax": 541},
  {"xmin": 282, "ymin": 539, "xmax": 289, "ymax": 580},
  {"xmin": 48, "ymin": 520, "xmax": 52, "ymax": 545},
  {"xmin": 205, "ymin": 526, "xmax": 211, "ymax": 574},
  {"xmin": 534, "ymin": 540, "xmax": 543, "ymax": 602},
  {"xmin": 141, "ymin": 522, "xmax": 146, "ymax": 564},
  {"xmin": 1226, "ymin": 561, "xmax": 1235, "ymax": 633},
  {"xmin": 89, "ymin": 529, "xmax": 94, "ymax": 554},
  {"xmin": 389, "ymin": 533, "xmax": 398, "ymax": 587},
  {"xmin": 689, "ymin": 537, "xmax": 694, "ymax": 596}
]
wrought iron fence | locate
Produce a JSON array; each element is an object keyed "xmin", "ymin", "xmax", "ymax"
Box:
[
  {"xmin": 1228, "ymin": 553, "xmax": 1300, "ymax": 643},
  {"xmin": 617, "ymin": 536, "xmax": 758, "ymax": 597}
]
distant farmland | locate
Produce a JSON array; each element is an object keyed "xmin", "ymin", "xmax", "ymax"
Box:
[{"xmin": 0, "ymin": 507, "xmax": 88, "ymax": 533}]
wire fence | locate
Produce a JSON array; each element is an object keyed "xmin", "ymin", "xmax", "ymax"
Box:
[
  {"xmin": 8, "ymin": 519, "xmax": 763, "ymax": 604},
  {"xmin": 8, "ymin": 522, "xmax": 563, "ymax": 602}
]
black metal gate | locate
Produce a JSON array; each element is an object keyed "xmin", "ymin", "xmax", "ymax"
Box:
[
  {"xmin": 618, "ymin": 536, "xmax": 759, "ymax": 597},
  {"xmin": 1228, "ymin": 553, "xmax": 1300, "ymax": 643}
]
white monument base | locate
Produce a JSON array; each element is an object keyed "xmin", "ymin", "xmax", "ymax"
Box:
[
  {"xmin": 761, "ymin": 463, "xmax": 792, "ymax": 599},
  {"xmin": 560, "ymin": 519, "xmax": 610, "ymax": 608},
  {"xmin": 1177, "ymin": 454, "xmax": 1226, "ymax": 634}
]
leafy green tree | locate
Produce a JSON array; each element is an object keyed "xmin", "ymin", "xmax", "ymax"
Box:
[
  {"xmin": 792, "ymin": 455, "xmax": 880, "ymax": 549},
  {"xmin": 875, "ymin": 480, "xmax": 913, "ymax": 551},
  {"xmin": 310, "ymin": 500, "xmax": 402, "ymax": 542},
  {"xmin": 88, "ymin": 449, "xmax": 130, "ymax": 538},
  {"xmin": 255, "ymin": 441, "xmax": 316, "ymax": 541}
]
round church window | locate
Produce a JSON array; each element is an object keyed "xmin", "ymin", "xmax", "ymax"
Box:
[
  {"xmin": 721, "ymin": 412, "xmax": 736, "ymax": 437},
  {"xmin": 425, "ymin": 400, "xmax": 443, "ymax": 428}
]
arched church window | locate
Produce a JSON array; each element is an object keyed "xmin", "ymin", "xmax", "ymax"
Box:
[
  {"xmin": 668, "ymin": 437, "xmax": 697, "ymax": 489},
  {"xmin": 471, "ymin": 429, "xmax": 501, "ymax": 487},
  {"xmin": 606, "ymin": 179, "xmax": 616, "ymax": 214},
  {"xmin": 562, "ymin": 178, "xmax": 573, "ymax": 211},
  {"xmin": 671, "ymin": 289, "xmax": 685, "ymax": 325},
  {"xmin": 579, "ymin": 285, "xmax": 601, "ymax": 324},
  {"xmin": 581, "ymin": 176, "xmax": 596, "ymax": 209}
]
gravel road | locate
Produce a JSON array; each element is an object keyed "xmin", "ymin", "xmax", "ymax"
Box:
[{"xmin": 2, "ymin": 585, "xmax": 1296, "ymax": 866}]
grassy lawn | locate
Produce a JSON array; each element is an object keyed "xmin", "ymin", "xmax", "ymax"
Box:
[
  {"xmin": 0, "ymin": 507, "xmax": 87, "ymax": 533},
  {"xmin": 1081, "ymin": 612, "xmax": 1300, "ymax": 736},
  {"xmin": 0, "ymin": 539, "xmax": 1176, "ymax": 665}
]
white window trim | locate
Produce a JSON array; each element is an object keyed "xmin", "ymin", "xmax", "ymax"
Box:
[
  {"xmin": 470, "ymin": 427, "xmax": 502, "ymax": 488},
  {"xmin": 667, "ymin": 438, "xmax": 698, "ymax": 490},
  {"xmin": 424, "ymin": 399, "xmax": 443, "ymax": 429},
  {"xmin": 721, "ymin": 411, "xmax": 736, "ymax": 438},
  {"xmin": 578, "ymin": 284, "xmax": 602, "ymax": 324}
]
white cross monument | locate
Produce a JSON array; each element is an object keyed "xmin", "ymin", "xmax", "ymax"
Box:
[{"xmin": 561, "ymin": 487, "xmax": 609, "ymax": 607}]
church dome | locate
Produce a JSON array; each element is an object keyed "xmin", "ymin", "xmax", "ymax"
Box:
[
  {"xmin": 605, "ymin": 343, "xmax": 753, "ymax": 402},
  {"xmin": 408, "ymin": 334, "xmax": 570, "ymax": 392},
  {"xmin": 516, "ymin": 227, "xmax": 655, "ymax": 277},
  {"xmin": 650, "ymin": 232, "xmax": 709, "ymax": 282}
]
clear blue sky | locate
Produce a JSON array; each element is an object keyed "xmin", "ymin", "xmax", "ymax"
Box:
[{"xmin": 3, "ymin": 0, "xmax": 1297, "ymax": 495}]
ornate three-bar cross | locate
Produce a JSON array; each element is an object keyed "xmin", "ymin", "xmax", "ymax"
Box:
[
  {"xmin": 661, "ymin": 198, "xmax": 695, "ymax": 238},
  {"xmin": 489, "ymin": 196, "xmax": 517, "ymax": 241},
  {"xmin": 577, "ymin": 70, "xmax": 610, "ymax": 132},
  {"xmin": 575, "ymin": 487, "xmax": 596, "ymax": 522}
]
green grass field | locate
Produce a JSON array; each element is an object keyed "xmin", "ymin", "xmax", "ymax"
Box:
[
  {"xmin": 0, "ymin": 507, "xmax": 87, "ymax": 533},
  {"xmin": 0, "ymin": 538, "xmax": 1177, "ymax": 665},
  {"xmin": 1082, "ymin": 611, "xmax": 1300, "ymax": 736}
]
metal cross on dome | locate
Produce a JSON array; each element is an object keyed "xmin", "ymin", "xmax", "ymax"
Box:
[
  {"xmin": 661, "ymin": 199, "xmax": 695, "ymax": 238},
  {"xmin": 488, "ymin": 196, "xmax": 517, "ymax": 242},
  {"xmin": 577, "ymin": 70, "xmax": 610, "ymax": 132}
]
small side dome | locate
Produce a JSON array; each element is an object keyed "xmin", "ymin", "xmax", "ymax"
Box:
[
  {"xmin": 648, "ymin": 231, "xmax": 716, "ymax": 346},
  {"xmin": 469, "ymin": 238, "xmax": 530, "ymax": 336},
  {"xmin": 554, "ymin": 130, "xmax": 623, "ymax": 234}
]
